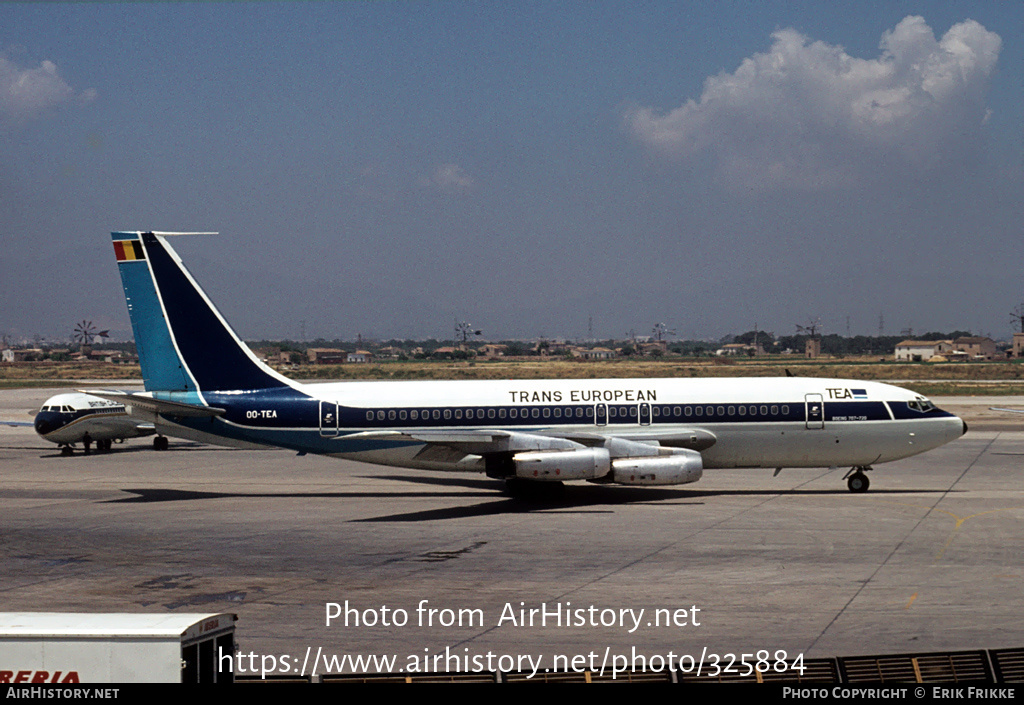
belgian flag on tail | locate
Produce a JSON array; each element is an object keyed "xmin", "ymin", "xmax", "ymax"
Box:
[{"xmin": 113, "ymin": 239, "xmax": 145, "ymax": 261}]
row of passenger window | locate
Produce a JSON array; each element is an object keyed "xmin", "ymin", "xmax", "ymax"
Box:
[
  {"xmin": 663, "ymin": 404, "xmax": 792, "ymax": 418},
  {"xmin": 40, "ymin": 405, "xmax": 124, "ymax": 414},
  {"xmin": 365, "ymin": 406, "xmax": 589, "ymax": 422},
  {"xmin": 361, "ymin": 404, "xmax": 793, "ymax": 423}
]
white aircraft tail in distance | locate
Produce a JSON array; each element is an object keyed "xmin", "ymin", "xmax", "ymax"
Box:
[{"xmin": 94, "ymin": 231, "xmax": 966, "ymax": 494}]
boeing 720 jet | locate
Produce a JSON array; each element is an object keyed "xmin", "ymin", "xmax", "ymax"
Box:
[{"xmin": 92, "ymin": 231, "xmax": 966, "ymax": 495}]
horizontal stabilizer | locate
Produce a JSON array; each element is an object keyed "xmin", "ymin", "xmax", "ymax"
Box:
[{"xmin": 82, "ymin": 390, "xmax": 225, "ymax": 418}]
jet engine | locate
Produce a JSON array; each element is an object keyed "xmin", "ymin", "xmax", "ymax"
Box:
[
  {"xmin": 611, "ymin": 450, "xmax": 703, "ymax": 486},
  {"xmin": 511, "ymin": 445, "xmax": 704, "ymax": 486},
  {"xmin": 512, "ymin": 448, "xmax": 611, "ymax": 481}
]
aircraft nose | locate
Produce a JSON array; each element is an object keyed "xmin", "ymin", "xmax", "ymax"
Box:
[{"xmin": 34, "ymin": 412, "xmax": 60, "ymax": 436}]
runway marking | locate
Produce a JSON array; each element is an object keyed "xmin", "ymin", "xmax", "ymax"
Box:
[{"xmin": 904, "ymin": 592, "xmax": 917, "ymax": 610}]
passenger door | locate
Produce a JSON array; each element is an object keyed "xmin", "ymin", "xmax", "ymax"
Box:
[{"xmin": 805, "ymin": 393, "xmax": 824, "ymax": 429}]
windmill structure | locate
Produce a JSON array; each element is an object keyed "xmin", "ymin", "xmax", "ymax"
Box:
[
  {"xmin": 651, "ymin": 322, "xmax": 675, "ymax": 342},
  {"xmin": 796, "ymin": 317, "xmax": 823, "ymax": 358},
  {"xmin": 454, "ymin": 320, "xmax": 482, "ymax": 350},
  {"xmin": 72, "ymin": 320, "xmax": 109, "ymax": 353}
]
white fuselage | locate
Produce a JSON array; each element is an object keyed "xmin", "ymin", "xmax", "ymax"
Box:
[
  {"xmin": 153, "ymin": 376, "xmax": 964, "ymax": 474},
  {"xmin": 34, "ymin": 392, "xmax": 155, "ymax": 446}
]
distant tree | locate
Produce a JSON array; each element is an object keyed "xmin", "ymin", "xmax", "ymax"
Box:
[{"xmin": 733, "ymin": 330, "xmax": 775, "ymax": 347}]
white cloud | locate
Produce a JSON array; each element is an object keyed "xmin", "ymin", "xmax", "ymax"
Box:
[
  {"xmin": 421, "ymin": 163, "xmax": 475, "ymax": 193},
  {"xmin": 0, "ymin": 55, "xmax": 96, "ymax": 123},
  {"xmin": 627, "ymin": 16, "xmax": 1001, "ymax": 189}
]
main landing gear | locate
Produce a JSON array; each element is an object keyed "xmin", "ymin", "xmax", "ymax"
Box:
[
  {"xmin": 60, "ymin": 439, "xmax": 115, "ymax": 456},
  {"xmin": 844, "ymin": 466, "xmax": 872, "ymax": 493},
  {"xmin": 153, "ymin": 436, "xmax": 169, "ymax": 451}
]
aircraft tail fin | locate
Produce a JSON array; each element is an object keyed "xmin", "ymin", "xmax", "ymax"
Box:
[{"xmin": 112, "ymin": 231, "xmax": 290, "ymax": 392}]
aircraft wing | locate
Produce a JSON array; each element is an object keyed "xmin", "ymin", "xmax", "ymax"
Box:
[
  {"xmin": 342, "ymin": 429, "xmax": 584, "ymax": 455},
  {"xmin": 990, "ymin": 407, "xmax": 1024, "ymax": 414},
  {"xmin": 343, "ymin": 427, "xmax": 716, "ymax": 454},
  {"xmin": 82, "ymin": 390, "xmax": 226, "ymax": 418},
  {"xmin": 557, "ymin": 428, "xmax": 717, "ymax": 451}
]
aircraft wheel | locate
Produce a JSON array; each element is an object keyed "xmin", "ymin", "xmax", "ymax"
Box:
[
  {"xmin": 847, "ymin": 472, "xmax": 870, "ymax": 493},
  {"xmin": 153, "ymin": 436, "xmax": 169, "ymax": 451},
  {"xmin": 61, "ymin": 445, "xmax": 74, "ymax": 456}
]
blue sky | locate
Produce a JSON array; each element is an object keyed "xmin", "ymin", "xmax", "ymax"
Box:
[{"xmin": 2, "ymin": 1, "xmax": 1021, "ymax": 344}]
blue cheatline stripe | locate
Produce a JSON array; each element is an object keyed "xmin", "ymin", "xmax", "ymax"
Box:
[
  {"xmin": 197, "ymin": 397, "xmax": 913, "ymax": 433},
  {"xmin": 141, "ymin": 232, "xmax": 288, "ymax": 392},
  {"xmin": 113, "ymin": 232, "xmax": 193, "ymax": 392}
]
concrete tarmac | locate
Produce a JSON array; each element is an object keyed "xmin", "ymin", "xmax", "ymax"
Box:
[{"xmin": 2, "ymin": 388, "xmax": 1022, "ymax": 678}]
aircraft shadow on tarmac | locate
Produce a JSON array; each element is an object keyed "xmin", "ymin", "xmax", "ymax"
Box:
[
  {"xmin": 31, "ymin": 441, "xmax": 228, "ymax": 458},
  {"xmin": 105, "ymin": 473, "xmax": 955, "ymax": 523}
]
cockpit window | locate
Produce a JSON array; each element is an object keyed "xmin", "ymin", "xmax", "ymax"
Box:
[{"xmin": 908, "ymin": 397, "xmax": 935, "ymax": 413}]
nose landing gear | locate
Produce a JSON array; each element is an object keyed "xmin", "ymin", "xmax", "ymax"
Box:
[{"xmin": 844, "ymin": 466, "xmax": 872, "ymax": 493}]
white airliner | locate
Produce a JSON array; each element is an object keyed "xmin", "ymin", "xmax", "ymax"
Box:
[
  {"xmin": 34, "ymin": 391, "xmax": 162, "ymax": 455},
  {"xmin": 90, "ymin": 231, "xmax": 966, "ymax": 494}
]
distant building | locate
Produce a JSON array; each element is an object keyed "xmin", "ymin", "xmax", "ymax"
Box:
[
  {"xmin": 347, "ymin": 350, "xmax": 373, "ymax": 363},
  {"xmin": 88, "ymin": 349, "xmax": 125, "ymax": 363},
  {"xmin": 479, "ymin": 344, "xmax": 507, "ymax": 359},
  {"xmin": 8, "ymin": 348, "xmax": 45, "ymax": 362},
  {"xmin": 580, "ymin": 347, "xmax": 615, "ymax": 360},
  {"xmin": 307, "ymin": 348, "xmax": 346, "ymax": 364},
  {"xmin": 716, "ymin": 343, "xmax": 751, "ymax": 356},
  {"xmin": 1014, "ymin": 333, "xmax": 1024, "ymax": 359},
  {"xmin": 896, "ymin": 340, "xmax": 943, "ymax": 362},
  {"xmin": 953, "ymin": 336, "xmax": 997, "ymax": 360},
  {"xmin": 639, "ymin": 340, "xmax": 669, "ymax": 356},
  {"xmin": 254, "ymin": 347, "xmax": 292, "ymax": 364},
  {"xmin": 895, "ymin": 339, "xmax": 964, "ymax": 362}
]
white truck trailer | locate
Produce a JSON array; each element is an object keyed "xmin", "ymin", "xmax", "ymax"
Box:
[{"xmin": 0, "ymin": 612, "xmax": 236, "ymax": 683}]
